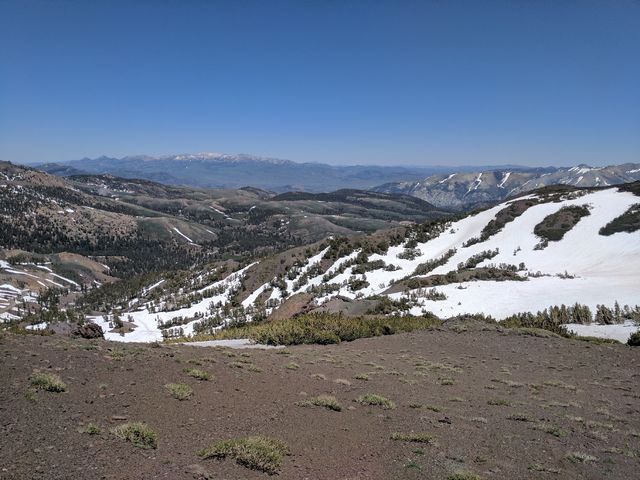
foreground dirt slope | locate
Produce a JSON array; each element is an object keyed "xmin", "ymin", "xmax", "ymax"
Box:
[{"xmin": 1, "ymin": 329, "xmax": 639, "ymax": 479}]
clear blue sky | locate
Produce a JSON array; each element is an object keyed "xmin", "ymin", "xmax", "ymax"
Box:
[{"xmin": 1, "ymin": 0, "xmax": 638, "ymax": 166}]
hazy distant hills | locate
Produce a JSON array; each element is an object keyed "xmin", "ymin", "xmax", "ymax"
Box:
[
  {"xmin": 374, "ymin": 164, "xmax": 640, "ymax": 210},
  {"xmin": 37, "ymin": 153, "xmax": 522, "ymax": 193},
  {"xmin": 35, "ymin": 154, "xmax": 640, "ymax": 210}
]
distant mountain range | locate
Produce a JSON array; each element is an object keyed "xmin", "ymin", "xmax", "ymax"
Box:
[
  {"xmin": 35, "ymin": 153, "xmax": 526, "ymax": 193},
  {"xmin": 374, "ymin": 164, "xmax": 640, "ymax": 209}
]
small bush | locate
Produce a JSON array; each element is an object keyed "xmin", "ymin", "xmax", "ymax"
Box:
[
  {"xmin": 354, "ymin": 373, "xmax": 369, "ymax": 381},
  {"xmin": 508, "ymin": 413, "xmax": 534, "ymax": 422},
  {"xmin": 390, "ymin": 432, "xmax": 435, "ymax": 444},
  {"xmin": 284, "ymin": 362, "xmax": 299, "ymax": 370},
  {"xmin": 628, "ymin": 331, "xmax": 640, "ymax": 346},
  {"xmin": 165, "ymin": 383, "xmax": 193, "ymax": 400},
  {"xmin": 29, "ymin": 372, "xmax": 67, "ymax": 392},
  {"xmin": 83, "ymin": 423, "xmax": 102, "ymax": 435},
  {"xmin": 356, "ymin": 393, "xmax": 395, "ymax": 409},
  {"xmin": 296, "ymin": 394, "xmax": 342, "ymax": 412},
  {"xmin": 184, "ymin": 368, "xmax": 211, "ymax": 381},
  {"xmin": 566, "ymin": 452, "xmax": 598, "ymax": 463},
  {"xmin": 112, "ymin": 422, "xmax": 158, "ymax": 449},
  {"xmin": 198, "ymin": 435, "xmax": 289, "ymax": 474},
  {"xmin": 533, "ymin": 422, "xmax": 565, "ymax": 437},
  {"xmin": 447, "ymin": 472, "xmax": 482, "ymax": 480}
]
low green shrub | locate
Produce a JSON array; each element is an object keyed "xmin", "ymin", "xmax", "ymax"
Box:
[
  {"xmin": 296, "ymin": 394, "xmax": 342, "ymax": 412},
  {"xmin": 356, "ymin": 393, "xmax": 395, "ymax": 409},
  {"xmin": 29, "ymin": 372, "xmax": 67, "ymax": 392},
  {"xmin": 190, "ymin": 312, "xmax": 441, "ymax": 346},
  {"xmin": 184, "ymin": 368, "xmax": 211, "ymax": 381},
  {"xmin": 112, "ymin": 422, "xmax": 157, "ymax": 449},
  {"xmin": 628, "ymin": 331, "xmax": 640, "ymax": 346},
  {"xmin": 83, "ymin": 423, "xmax": 102, "ymax": 435},
  {"xmin": 165, "ymin": 383, "xmax": 193, "ymax": 400},
  {"xmin": 198, "ymin": 435, "xmax": 289, "ymax": 474}
]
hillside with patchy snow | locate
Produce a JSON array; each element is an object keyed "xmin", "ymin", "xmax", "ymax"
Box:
[{"xmin": 83, "ymin": 183, "xmax": 640, "ymax": 343}]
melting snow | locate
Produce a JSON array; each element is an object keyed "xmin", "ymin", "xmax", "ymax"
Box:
[
  {"xmin": 566, "ymin": 321, "xmax": 637, "ymax": 343},
  {"xmin": 498, "ymin": 172, "xmax": 511, "ymax": 188},
  {"xmin": 438, "ymin": 173, "xmax": 456, "ymax": 184},
  {"xmin": 172, "ymin": 227, "xmax": 196, "ymax": 244}
]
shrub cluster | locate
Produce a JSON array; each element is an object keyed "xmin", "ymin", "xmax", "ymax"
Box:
[
  {"xmin": 198, "ymin": 436, "xmax": 289, "ymax": 474},
  {"xmin": 198, "ymin": 312, "xmax": 441, "ymax": 346}
]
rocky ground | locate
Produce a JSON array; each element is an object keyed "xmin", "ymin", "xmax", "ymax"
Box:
[{"xmin": 1, "ymin": 327, "xmax": 639, "ymax": 479}]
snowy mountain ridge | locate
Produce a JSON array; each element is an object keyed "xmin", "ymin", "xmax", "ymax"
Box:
[{"xmin": 374, "ymin": 163, "xmax": 640, "ymax": 210}]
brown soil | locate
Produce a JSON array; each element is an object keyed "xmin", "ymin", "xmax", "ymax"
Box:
[{"xmin": 1, "ymin": 329, "xmax": 639, "ymax": 480}]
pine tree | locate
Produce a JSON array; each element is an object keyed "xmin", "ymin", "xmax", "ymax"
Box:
[
  {"xmin": 614, "ymin": 301, "xmax": 621, "ymax": 324},
  {"xmin": 595, "ymin": 305, "xmax": 614, "ymax": 325}
]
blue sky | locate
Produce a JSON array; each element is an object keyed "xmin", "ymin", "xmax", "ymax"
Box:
[{"xmin": 1, "ymin": 0, "xmax": 638, "ymax": 166}]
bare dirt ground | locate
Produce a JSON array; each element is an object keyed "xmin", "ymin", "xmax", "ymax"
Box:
[{"xmin": 1, "ymin": 328, "xmax": 639, "ymax": 480}]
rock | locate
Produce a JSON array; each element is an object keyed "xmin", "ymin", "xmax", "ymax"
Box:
[{"xmin": 72, "ymin": 322, "xmax": 104, "ymax": 339}]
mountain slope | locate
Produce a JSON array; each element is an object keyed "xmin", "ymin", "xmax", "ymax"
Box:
[
  {"xmin": 374, "ymin": 164, "xmax": 640, "ymax": 210},
  {"xmin": 0, "ymin": 161, "xmax": 451, "ymax": 323},
  {"xmin": 77, "ymin": 182, "xmax": 640, "ymax": 343}
]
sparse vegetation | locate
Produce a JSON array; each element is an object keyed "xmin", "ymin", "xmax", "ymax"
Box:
[
  {"xmin": 184, "ymin": 368, "xmax": 211, "ymax": 381},
  {"xmin": 24, "ymin": 389, "xmax": 38, "ymax": 402},
  {"xmin": 165, "ymin": 382, "xmax": 193, "ymax": 400},
  {"xmin": 296, "ymin": 394, "xmax": 342, "ymax": 412},
  {"xmin": 447, "ymin": 471, "xmax": 482, "ymax": 480},
  {"xmin": 508, "ymin": 413, "xmax": 534, "ymax": 422},
  {"xmin": 196, "ymin": 312, "xmax": 440, "ymax": 346},
  {"xmin": 83, "ymin": 423, "xmax": 102, "ymax": 435},
  {"xmin": 29, "ymin": 372, "xmax": 67, "ymax": 392},
  {"xmin": 198, "ymin": 435, "xmax": 289, "ymax": 474},
  {"xmin": 356, "ymin": 393, "xmax": 395, "ymax": 409},
  {"xmin": 566, "ymin": 452, "xmax": 598, "ymax": 463},
  {"xmin": 533, "ymin": 422, "xmax": 565, "ymax": 437},
  {"xmin": 112, "ymin": 422, "xmax": 158, "ymax": 449},
  {"xmin": 390, "ymin": 432, "xmax": 435, "ymax": 444}
]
